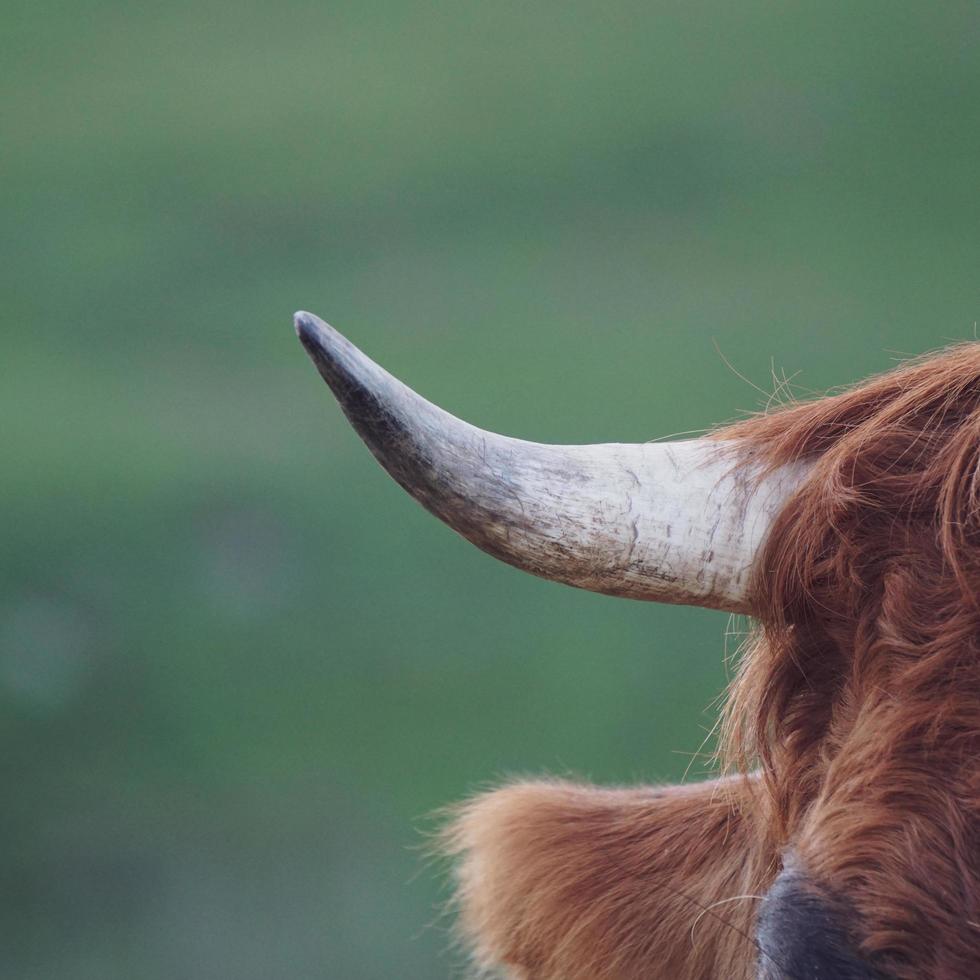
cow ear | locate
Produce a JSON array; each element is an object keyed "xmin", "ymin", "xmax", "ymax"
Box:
[{"xmin": 755, "ymin": 860, "xmax": 880, "ymax": 980}]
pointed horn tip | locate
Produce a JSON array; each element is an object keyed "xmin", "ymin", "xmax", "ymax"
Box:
[
  {"xmin": 294, "ymin": 310, "xmax": 354, "ymax": 376},
  {"xmin": 294, "ymin": 310, "xmax": 329, "ymax": 353},
  {"xmin": 293, "ymin": 310, "xmax": 384, "ymax": 409}
]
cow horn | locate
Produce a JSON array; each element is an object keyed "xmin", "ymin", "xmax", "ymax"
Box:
[{"xmin": 294, "ymin": 311, "xmax": 805, "ymax": 613}]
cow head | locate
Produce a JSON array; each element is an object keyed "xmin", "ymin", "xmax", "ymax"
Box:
[{"xmin": 296, "ymin": 311, "xmax": 979, "ymax": 979}]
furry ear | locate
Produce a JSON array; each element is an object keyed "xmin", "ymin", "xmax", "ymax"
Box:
[
  {"xmin": 755, "ymin": 858, "xmax": 879, "ymax": 980},
  {"xmin": 441, "ymin": 776, "xmax": 771, "ymax": 980}
]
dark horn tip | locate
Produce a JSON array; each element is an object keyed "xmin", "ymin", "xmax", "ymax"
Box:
[
  {"xmin": 294, "ymin": 309, "xmax": 347, "ymax": 374},
  {"xmin": 294, "ymin": 310, "xmax": 328, "ymax": 352},
  {"xmin": 293, "ymin": 310, "xmax": 371, "ymax": 407}
]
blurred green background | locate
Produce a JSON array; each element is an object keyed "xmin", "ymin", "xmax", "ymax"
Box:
[{"xmin": 2, "ymin": 1, "xmax": 978, "ymax": 977}]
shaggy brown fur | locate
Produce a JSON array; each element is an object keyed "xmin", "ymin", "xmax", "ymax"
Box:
[
  {"xmin": 444, "ymin": 776, "xmax": 778, "ymax": 979},
  {"xmin": 443, "ymin": 346, "xmax": 980, "ymax": 979}
]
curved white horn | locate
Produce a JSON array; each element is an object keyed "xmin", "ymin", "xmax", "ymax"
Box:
[{"xmin": 294, "ymin": 311, "xmax": 805, "ymax": 613}]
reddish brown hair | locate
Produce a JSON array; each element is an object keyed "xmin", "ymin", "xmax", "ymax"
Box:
[
  {"xmin": 721, "ymin": 345, "xmax": 980, "ymax": 977},
  {"xmin": 443, "ymin": 346, "xmax": 980, "ymax": 979}
]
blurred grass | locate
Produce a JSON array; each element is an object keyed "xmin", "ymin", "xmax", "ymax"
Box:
[{"xmin": 2, "ymin": 1, "xmax": 979, "ymax": 976}]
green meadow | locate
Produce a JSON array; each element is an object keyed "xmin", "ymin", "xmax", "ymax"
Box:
[{"xmin": 2, "ymin": 2, "xmax": 977, "ymax": 976}]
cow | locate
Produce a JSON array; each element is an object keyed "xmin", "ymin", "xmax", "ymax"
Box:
[{"xmin": 294, "ymin": 311, "xmax": 979, "ymax": 980}]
